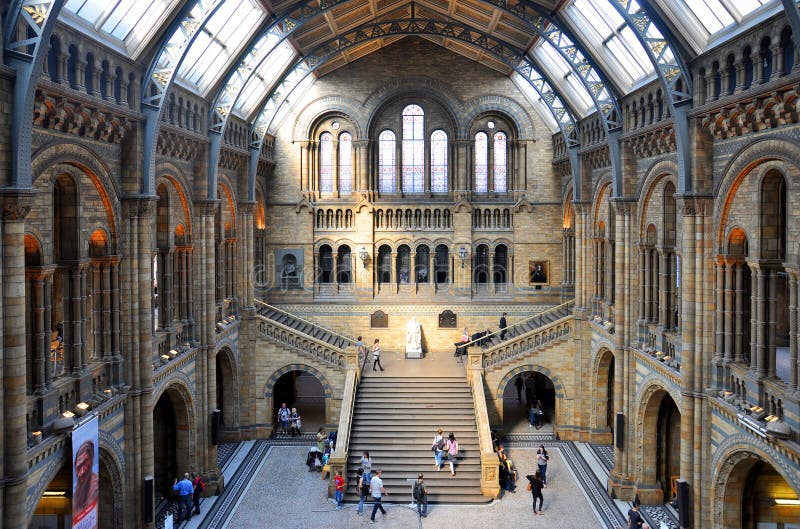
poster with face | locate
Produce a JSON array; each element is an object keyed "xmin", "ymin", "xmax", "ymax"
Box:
[{"xmin": 72, "ymin": 415, "xmax": 99, "ymax": 529}]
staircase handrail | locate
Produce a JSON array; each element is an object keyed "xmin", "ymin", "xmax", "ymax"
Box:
[
  {"xmin": 328, "ymin": 365, "xmax": 360, "ymax": 496},
  {"xmin": 461, "ymin": 299, "xmax": 575, "ymax": 349},
  {"xmin": 254, "ymin": 314, "xmax": 350, "ymax": 370},
  {"xmin": 254, "ymin": 299, "xmax": 357, "ymax": 346},
  {"xmin": 468, "ymin": 370, "xmax": 501, "ymax": 499}
]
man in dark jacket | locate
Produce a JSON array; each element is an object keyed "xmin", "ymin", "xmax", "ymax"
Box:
[
  {"xmin": 499, "ymin": 313, "xmax": 508, "ymax": 340},
  {"xmin": 413, "ymin": 473, "xmax": 428, "ymax": 517}
]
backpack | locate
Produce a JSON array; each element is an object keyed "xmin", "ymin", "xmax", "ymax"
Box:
[
  {"xmin": 413, "ymin": 481, "xmax": 425, "ymax": 501},
  {"xmin": 436, "ymin": 437, "xmax": 445, "ymax": 450},
  {"xmin": 360, "ymin": 478, "xmax": 370, "ymax": 497}
]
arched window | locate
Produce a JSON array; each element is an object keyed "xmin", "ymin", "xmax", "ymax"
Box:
[
  {"xmin": 339, "ymin": 133, "xmax": 352, "ymax": 193},
  {"xmin": 379, "ymin": 130, "xmax": 396, "ymax": 193},
  {"xmin": 474, "ymin": 244, "xmax": 489, "ymax": 284},
  {"xmin": 402, "ymin": 105, "xmax": 424, "ymax": 193},
  {"xmin": 397, "ymin": 245, "xmax": 411, "ymax": 284},
  {"xmin": 494, "ymin": 244, "xmax": 508, "ymax": 284},
  {"xmin": 435, "ymin": 245, "xmax": 449, "ymax": 283},
  {"xmin": 337, "ymin": 246, "xmax": 352, "ymax": 284},
  {"xmin": 494, "ymin": 132, "xmax": 507, "ymax": 192},
  {"xmin": 319, "ymin": 245, "xmax": 333, "ymax": 284},
  {"xmin": 475, "ymin": 132, "xmax": 488, "ymax": 193},
  {"xmin": 431, "ymin": 130, "xmax": 448, "ymax": 193},
  {"xmin": 319, "ymin": 132, "xmax": 333, "ymax": 193},
  {"xmin": 378, "ymin": 245, "xmax": 392, "ymax": 284},
  {"xmin": 416, "ymin": 245, "xmax": 430, "ymax": 283}
]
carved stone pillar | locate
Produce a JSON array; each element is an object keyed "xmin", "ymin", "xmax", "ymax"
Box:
[
  {"xmin": 751, "ymin": 263, "xmax": 766, "ymax": 377},
  {"xmin": 734, "ymin": 262, "xmax": 745, "ymax": 363},
  {"xmin": 723, "ymin": 261, "xmax": 735, "ymax": 365},
  {"xmin": 788, "ymin": 269, "xmax": 799, "ymax": 393}
]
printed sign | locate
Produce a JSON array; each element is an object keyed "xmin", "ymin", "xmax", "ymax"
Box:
[{"xmin": 72, "ymin": 415, "xmax": 99, "ymax": 529}]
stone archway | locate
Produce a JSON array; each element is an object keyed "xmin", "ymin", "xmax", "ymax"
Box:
[
  {"xmin": 28, "ymin": 460, "xmax": 72, "ymax": 528},
  {"xmin": 153, "ymin": 384, "xmax": 194, "ymax": 500},
  {"xmin": 216, "ymin": 347, "xmax": 238, "ymax": 429},
  {"xmin": 98, "ymin": 448, "xmax": 124, "ymax": 529},
  {"xmin": 496, "ymin": 365, "xmax": 565, "ymax": 436},
  {"xmin": 593, "ymin": 348, "xmax": 615, "ymax": 443},
  {"xmin": 265, "ymin": 365, "xmax": 333, "ymax": 436},
  {"xmin": 636, "ymin": 385, "xmax": 681, "ymax": 504},
  {"xmin": 713, "ymin": 446, "xmax": 800, "ymax": 529}
]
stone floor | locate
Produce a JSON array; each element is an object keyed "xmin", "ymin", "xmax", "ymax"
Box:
[{"xmin": 184, "ymin": 443, "xmax": 622, "ymax": 529}]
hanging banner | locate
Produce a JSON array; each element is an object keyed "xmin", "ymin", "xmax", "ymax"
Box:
[{"xmin": 72, "ymin": 415, "xmax": 99, "ymax": 529}]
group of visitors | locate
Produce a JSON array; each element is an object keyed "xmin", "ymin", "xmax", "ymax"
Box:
[
  {"xmin": 356, "ymin": 336, "xmax": 385, "ymax": 371},
  {"xmin": 171, "ymin": 471, "xmax": 206, "ymax": 523},
  {"xmin": 354, "ymin": 452, "xmax": 392, "ymax": 523},
  {"xmin": 493, "ymin": 441, "xmax": 549, "ymax": 515},
  {"xmin": 276, "ymin": 402, "xmax": 303, "ymax": 436},
  {"xmin": 431, "ymin": 429, "xmax": 459, "ymax": 476}
]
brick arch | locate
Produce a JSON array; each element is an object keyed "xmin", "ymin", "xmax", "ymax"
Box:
[
  {"xmin": 461, "ymin": 94, "xmax": 535, "ymax": 139},
  {"xmin": 293, "ymin": 95, "xmax": 368, "ymax": 140},
  {"xmin": 364, "ymin": 77, "xmax": 463, "ymax": 134},
  {"xmin": 31, "ymin": 145, "xmax": 121, "ymax": 250},
  {"xmin": 156, "ymin": 170, "xmax": 194, "ymax": 240},
  {"xmin": 633, "ymin": 380, "xmax": 681, "ymax": 490},
  {"xmin": 263, "ymin": 364, "xmax": 333, "ymax": 400},
  {"xmin": 592, "ymin": 179, "xmax": 612, "ymax": 230},
  {"xmin": 494, "ymin": 364, "xmax": 567, "ymax": 401},
  {"xmin": 215, "ymin": 345, "xmax": 239, "ymax": 428},
  {"xmin": 591, "ymin": 346, "xmax": 616, "ymax": 434},
  {"xmin": 636, "ymin": 162, "xmax": 678, "ymax": 242},
  {"xmin": 97, "ymin": 443, "xmax": 126, "ymax": 529},
  {"xmin": 711, "ymin": 434, "xmax": 800, "ymax": 528},
  {"xmin": 25, "ymin": 444, "xmax": 69, "ymax": 526}
]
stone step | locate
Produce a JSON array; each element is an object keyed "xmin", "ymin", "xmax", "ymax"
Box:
[{"xmin": 359, "ymin": 377, "xmax": 466, "ymax": 384}]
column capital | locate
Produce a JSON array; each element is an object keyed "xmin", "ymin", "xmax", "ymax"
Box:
[
  {"xmin": 195, "ymin": 198, "xmax": 220, "ymax": 217},
  {"xmin": 609, "ymin": 197, "xmax": 636, "ymax": 216},
  {"xmin": 0, "ymin": 189, "xmax": 36, "ymax": 220},
  {"xmin": 122, "ymin": 194, "xmax": 157, "ymax": 218},
  {"xmin": 676, "ymin": 194, "xmax": 713, "ymax": 216}
]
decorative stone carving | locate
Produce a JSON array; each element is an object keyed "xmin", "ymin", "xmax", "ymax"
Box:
[
  {"xmin": 438, "ymin": 310, "xmax": 457, "ymax": 328},
  {"xmin": 370, "ymin": 310, "xmax": 388, "ymax": 328}
]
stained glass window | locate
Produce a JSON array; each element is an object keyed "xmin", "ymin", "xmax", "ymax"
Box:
[
  {"xmin": 494, "ymin": 132, "xmax": 507, "ymax": 193},
  {"xmin": 475, "ymin": 132, "xmax": 488, "ymax": 193},
  {"xmin": 402, "ymin": 105, "xmax": 425, "ymax": 193},
  {"xmin": 379, "ymin": 130, "xmax": 396, "ymax": 194},
  {"xmin": 339, "ymin": 133, "xmax": 352, "ymax": 194},
  {"xmin": 319, "ymin": 132, "xmax": 333, "ymax": 194},
  {"xmin": 431, "ymin": 130, "xmax": 448, "ymax": 193}
]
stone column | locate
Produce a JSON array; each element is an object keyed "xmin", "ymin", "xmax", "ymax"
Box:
[
  {"xmin": 101, "ymin": 260, "xmax": 112, "ymax": 360},
  {"xmin": 766, "ymin": 269, "xmax": 777, "ymax": 378},
  {"xmin": 723, "ymin": 261, "xmax": 735, "ymax": 365},
  {"xmin": 2, "ymin": 194, "xmax": 33, "ymax": 529},
  {"xmin": 788, "ymin": 269, "xmax": 798, "ymax": 393},
  {"xmin": 29, "ymin": 272, "xmax": 47, "ymax": 392},
  {"xmin": 713, "ymin": 259, "xmax": 725, "ymax": 387},
  {"xmin": 658, "ymin": 249, "xmax": 669, "ymax": 326},
  {"xmin": 110, "ymin": 258, "xmax": 122, "ymax": 387},
  {"xmin": 751, "ymin": 264, "xmax": 767, "ymax": 377},
  {"xmin": 734, "ymin": 262, "xmax": 745, "ymax": 363}
]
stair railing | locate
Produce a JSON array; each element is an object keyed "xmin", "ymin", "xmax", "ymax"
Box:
[
  {"xmin": 460, "ymin": 299, "xmax": 575, "ymax": 350},
  {"xmin": 254, "ymin": 299, "xmax": 357, "ymax": 346},
  {"xmin": 466, "ymin": 359, "xmax": 501, "ymax": 499},
  {"xmin": 327, "ymin": 357, "xmax": 361, "ymax": 499}
]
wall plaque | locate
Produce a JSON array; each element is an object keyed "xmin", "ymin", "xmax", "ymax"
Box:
[
  {"xmin": 371, "ymin": 310, "xmax": 388, "ymax": 328},
  {"xmin": 438, "ymin": 310, "xmax": 457, "ymax": 328}
]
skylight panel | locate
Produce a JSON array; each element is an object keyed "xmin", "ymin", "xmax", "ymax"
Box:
[
  {"xmin": 236, "ymin": 42, "xmax": 297, "ymax": 118},
  {"xmin": 64, "ymin": 0, "xmax": 176, "ymax": 55},
  {"xmin": 177, "ymin": 0, "xmax": 266, "ymax": 94},
  {"xmin": 511, "ymin": 73, "xmax": 559, "ymax": 132},
  {"xmin": 685, "ymin": 0, "xmax": 734, "ymax": 33},
  {"xmin": 531, "ymin": 43, "xmax": 594, "ymax": 116}
]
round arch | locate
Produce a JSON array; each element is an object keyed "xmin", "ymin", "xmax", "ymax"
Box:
[
  {"xmin": 712, "ymin": 435, "xmax": 800, "ymax": 528},
  {"xmin": 215, "ymin": 345, "xmax": 239, "ymax": 429},
  {"xmin": 591, "ymin": 347, "xmax": 616, "ymax": 441},
  {"xmin": 495, "ymin": 364, "xmax": 567, "ymax": 431},
  {"xmin": 98, "ymin": 445, "xmax": 125, "ymax": 529},
  {"xmin": 153, "ymin": 380, "xmax": 196, "ymax": 499},
  {"xmin": 264, "ymin": 364, "xmax": 333, "ymax": 434}
]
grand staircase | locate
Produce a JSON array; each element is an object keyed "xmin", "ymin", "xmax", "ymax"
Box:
[
  {"xmin": 477, "ymin": 301, "xmax": 575, "ymax": 349},
  {"xmin": 345, "ymin": 376, "xmax": 490, "ymax": 504},
  {"xmin": 255, "ymin": 301, "xmax": 354, "ymax": 349}
]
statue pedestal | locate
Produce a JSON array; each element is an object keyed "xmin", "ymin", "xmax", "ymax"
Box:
[{"xmin": 405, "ymin": 346, "xmax": 423, "ymax": 359}]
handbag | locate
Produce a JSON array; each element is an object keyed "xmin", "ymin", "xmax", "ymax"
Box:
[{"xmin": 526, "ymin": 482, "xmax": 532, "ymax": 491}]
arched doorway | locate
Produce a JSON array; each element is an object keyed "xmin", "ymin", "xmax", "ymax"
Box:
[
  {"xmin": 29, "ymin": 463, "xmax": 72, "ymax": 528},
  {"xmin": 594, "ymin": 349, "xmax": 615, "ymax": 443},
  {"xmin": 153, "ymin": 387, "xmax": 192, "ymax": 500},
  {"xmin": 272, "ymin": 370, "xmax": 326, "ymax": 436},
  {"xmin": 639, "ymin": 388, "xmax": 681, "ymax": 504},
  {"xmin": 717, "ymin": 452, "xmax": 800, "ymax": 528},
  {"xmin": 98, "ymin": 451, "xmax": 123, "ymax": 529},
  {"xmin": 216, "ymin": 349, "xmax": 237, "ymax": 429},
  {"xmin": 501, "ymin": 370, "xmax": 556, "ymax": 435}
]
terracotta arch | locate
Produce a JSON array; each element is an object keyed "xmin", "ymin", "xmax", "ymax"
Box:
[{"xmin": 215, "ymin": 346, "xmax": 239, "ymax": 429}]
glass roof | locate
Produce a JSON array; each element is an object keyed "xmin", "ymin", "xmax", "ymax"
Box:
[
  {"xmin": 235, "ymin": 40, "xmax": 297, "ymax": 119},
  {"xmin": 63, "ymin": 0, "xmax": 178, "ymax": 56},
  {"xmin": 562, "ymin": 0, "xmax": 655, "ymax": 91},
  {"xmin": 530, "ymin": 41, "xmax": 594, "ymax": 117},
  {"xmin": 511, "ymin": 73, "xmax": 560, "ymax": 133},
  {"xmin": 177, "ymin": 0, "xmax": 266, "ymax": 95}
]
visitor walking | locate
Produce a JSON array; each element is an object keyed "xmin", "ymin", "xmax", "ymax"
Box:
[
  {"xmin": 628, "ymin": 503, "xmax": 644, "ymax": 528},
  {"xmin": 445, "ymin": 432, "xmax": 459, "ymax": 476},
  {"xmin": 172, "ymin": 473, "xmax": 194, "ymax": 523},
  {"xmin": 334, "ymin": 470, "xmax": 344, "ymax": 509},
  {"xmin": 190, "ymin": 472, "xmax": 205, "ymax": 515},
  {"xmin": 514, "ymin": 375, "xmax": 523, "ymax": 401},
  {"xmin": 500, "ymin": 312, "xmax": 508, "ymax": 340},
  {"xmin": 277, "ymin": 402, "xmax": 291, "ymax": 434},
  {"xmin": 372, "ymin": 339, "xmax": 384, "ymax": 371},
  {"xmin": 526, "ymin": 470, "xmax": 545, "ymax": 515},
  {"xmin": 356, "ymin": 468, "xmax": 369, "ymax": 515},
  {"xmin": 536, "ymin": 445, "xmax": 549, "ymax": 487},
  {"xmin": 316, "ymin": 427, "xmax": 326, "ymax": 452},
  {"xmin": 413, "ymin": 473, "xmax": 428, "ymax": 518},
  {"xmin": 360, "ymin": 451, "xmax": 372, "ymax": 481},
  {"xmin": 529, "ymin": 402, "xmax": 540, "ymax": 428},
  {"xmin": 370, "ymin": 469, "xmax": 388, "ymax": 523},
  {"xmin": 290, "ymin": 407, "xmax": 302, "ymax": 437},
  {"xmin": 431, "ymin": 429, "xmax": 445, "ymax": 470}
]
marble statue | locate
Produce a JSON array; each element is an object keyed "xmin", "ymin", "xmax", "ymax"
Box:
[{"xmin": 406, "ymin": 317, "xmax": 422, "ymax": 357}]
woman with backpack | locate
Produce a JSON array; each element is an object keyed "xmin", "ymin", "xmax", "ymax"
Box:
[
  {"xmin": 445, "ymin": 432, "xmax": 459, "ymax": 476},
  {"xmin": 360, "ymin": 451, "xmax": 372, "ymax": 482},
  {"xmin": 525, "ymin": 470, "xmax": 545, "ymax": 515},
  {"xmin": 290, "ymin": 407, "xmax": 302, "ymax": 437},
  {"xmin": 431, "ymin": 429, "xmax": 445, "ymax": 471},
  {"xmin": 190, "ymin": 472, "xmax": 205, "ymax": 515}
]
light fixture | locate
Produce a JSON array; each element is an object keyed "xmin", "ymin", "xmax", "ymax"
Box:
[
  {"xmin": 75, "ymin": 402, "xmax": 90, "ymax": 416},
  {"xmin": 161, "ymin": 354, "xmax": 170, "ymax": 363},
  {"xmin": 459, "ymin": 247, "xmax": 467, "ymax": 268},
  {"xmin": 775, "ymin": 498, "xmax": 800, "ymax": 506},
  {"xmin": 61, "ymin": 410, "xmax": 75, "ymax": 419},
  {"xmin": 359, "ymin": 247, "xmax": 369, "ymax": 269},
  {"xmin": 765, "ymin": 414, "xmax": 780, "ymax": 422},
  {"xmin": 42, "ymin": 491, "xmax": 67, "ymax": 497},
  {"xmin": 31, "ymin": 431, "xmax": 42, "ymax": 444}
]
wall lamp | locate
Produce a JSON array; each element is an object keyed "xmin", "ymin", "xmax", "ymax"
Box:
[
  {"xmin": 458, "ymin": 247, "xmax": 467, "ymax": 268},
  {"xmin": 359, "ymin": 247, "xmax": 369, "ymax": 269},
  {"xmin": 775, "ymin": 498, "xmax": 800, "ymax": 506}
]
